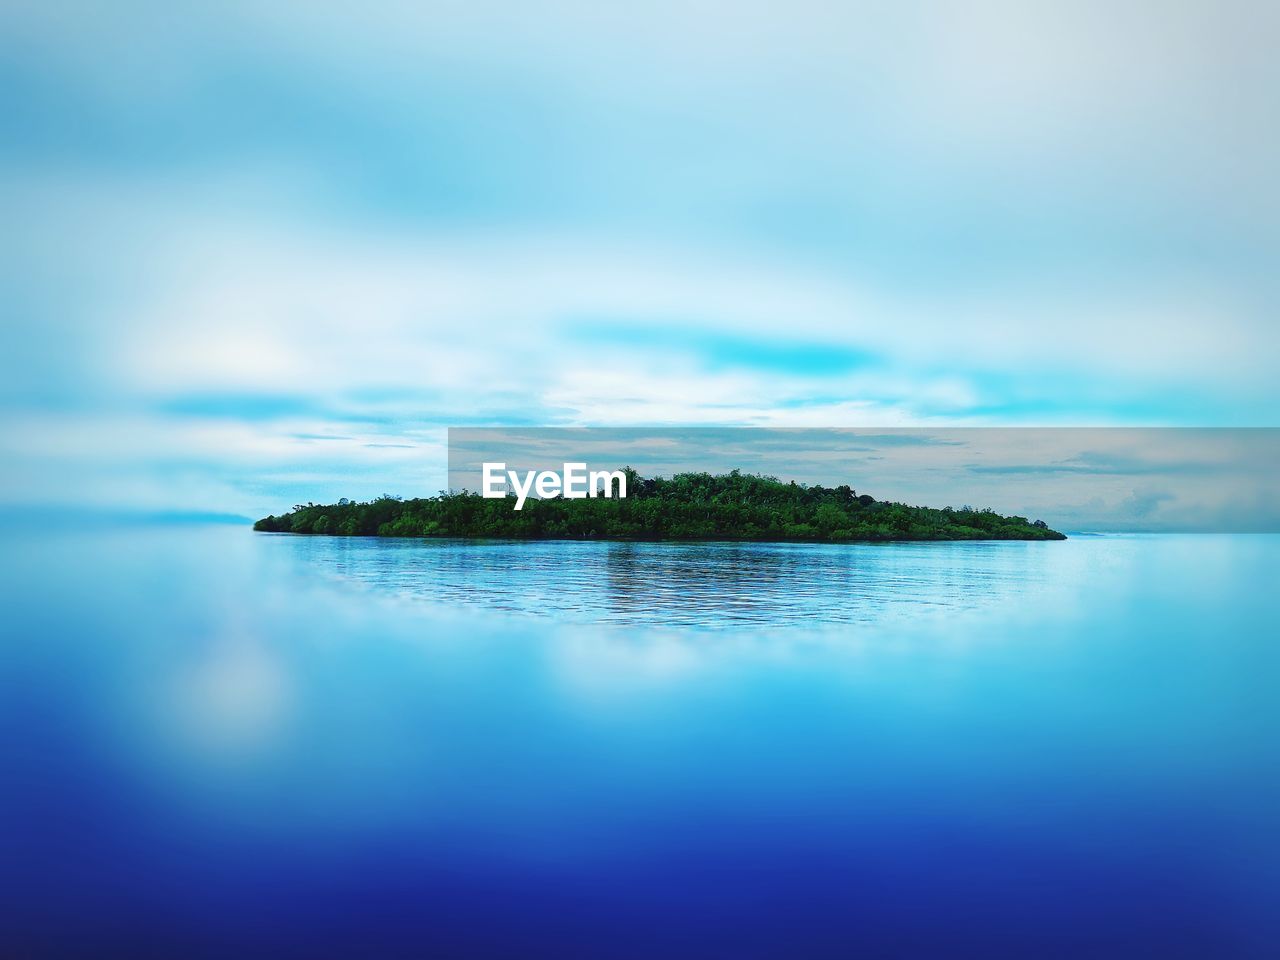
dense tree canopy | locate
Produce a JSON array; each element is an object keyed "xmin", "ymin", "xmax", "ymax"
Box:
[{"xmin": 254, "ymin": 469, "xmax": 1066, "ymax": 542}]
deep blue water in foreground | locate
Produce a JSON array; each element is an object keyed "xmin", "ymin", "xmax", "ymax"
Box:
[{"xmin": 2, "ymin": 529, "xmax": 1278, "ymax": 957}]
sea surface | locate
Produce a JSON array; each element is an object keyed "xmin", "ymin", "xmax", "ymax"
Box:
[{"xmin": 2, "ymin": 527, "xmax": 1278, "ymax": 957}]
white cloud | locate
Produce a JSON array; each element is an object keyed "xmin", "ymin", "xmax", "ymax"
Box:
[{"xmin": 3, "ymin": 0, "xmax": 1277, "ymax": 515}]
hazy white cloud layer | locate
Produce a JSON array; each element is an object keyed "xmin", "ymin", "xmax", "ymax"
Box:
[{"xmin": 2, "ymin": 1, "xmax": 1278, "ymax": 517}]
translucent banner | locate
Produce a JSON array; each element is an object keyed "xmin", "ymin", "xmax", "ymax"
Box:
[{"xmin": 448, "ymin": 427, "xmax": 1280, "ymax": 533}]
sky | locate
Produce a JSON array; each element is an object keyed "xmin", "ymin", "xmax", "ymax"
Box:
[{"xmin": 2, "ymin": 1, "xmax": 1278, "ymax": 521}]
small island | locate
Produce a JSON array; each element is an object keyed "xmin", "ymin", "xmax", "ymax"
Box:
[{"xmin": 254, "ymin": 469, "xmax": 1066, "ymax": 542}]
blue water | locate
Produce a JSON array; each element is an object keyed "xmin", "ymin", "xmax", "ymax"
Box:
[
  {"xmin": 2, "ymin": 528, "xmax": 1278, "ymax": 957},
  {"xmin": 277, "ymin": 534, "xmax": 1062, "ymax": 627}
]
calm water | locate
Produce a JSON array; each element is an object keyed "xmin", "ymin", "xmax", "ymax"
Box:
[
  {"xmin": 2, "ymin": 527, "xmax": 1278, "ymax": 957},
  {"xmin": 277, "ymin": 534, "xmax": 1064, "ymax": 627}
]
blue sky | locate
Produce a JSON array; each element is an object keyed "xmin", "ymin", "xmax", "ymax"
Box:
[{"xmin": 2, "ymin": 1, "xmax": 1278, "ymax": 518}]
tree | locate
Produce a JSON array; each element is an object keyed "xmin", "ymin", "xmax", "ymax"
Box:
[{"xmin": 252, "ymin": 470, "xmax": 1066, "ymax": 543}]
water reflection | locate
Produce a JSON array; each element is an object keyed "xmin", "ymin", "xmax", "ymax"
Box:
[
  {"xmin": 278, "ymin": 536, "xmax": 1054, "ymax": 628},
  {"xmin": 4, "ymin": 527, "xmax": 1277, "ymax": 956}
]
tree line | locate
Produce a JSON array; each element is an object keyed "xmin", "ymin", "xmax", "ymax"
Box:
[{"xmin": 253, "ymin": 468, "xmax": 1066, "ymax": 542}]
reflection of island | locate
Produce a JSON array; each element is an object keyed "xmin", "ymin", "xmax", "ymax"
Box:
[{"xmin": 254, "ymin": 469, "xmax": 1066, "ymax": 542}]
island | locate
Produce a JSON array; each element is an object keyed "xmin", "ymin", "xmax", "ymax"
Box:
[{"xmin": 254, "ymin": 469, "xmax": 1066, "ymax": 542}]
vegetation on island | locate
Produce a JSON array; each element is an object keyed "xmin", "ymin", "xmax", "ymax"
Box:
[{"xmin": 254, "ymin": 469, "xmax": 1066, "ymax": 542}]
